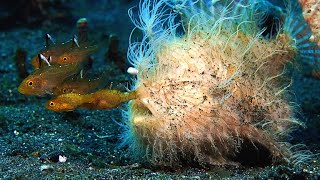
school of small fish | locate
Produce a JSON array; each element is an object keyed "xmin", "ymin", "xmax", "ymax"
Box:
[{"xmin": 18, "ymin": 18, "xmax": 133, "ymax": 112}]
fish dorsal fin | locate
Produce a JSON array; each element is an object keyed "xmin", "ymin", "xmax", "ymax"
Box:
[
  {"xmin": 72, "ymin": 35, "xmax": 80, "ymax": 48},
  {"xmin": 48, "ymin": 56, "xmax": 52, "ymax": 64},
  {"xmin": 281, "ymin": 0, "xmax": 320, "ymax": 78},
  {"xmin": 45, "ymin": 33, "xmax": 55, "ymax": 48},
  {"xmin": 80, "ymin": 69, "xmax": 84, "ymax": 79},
  {"xmin": 38, "ymin": 54, "xmax": 51, "ymax": 67}
]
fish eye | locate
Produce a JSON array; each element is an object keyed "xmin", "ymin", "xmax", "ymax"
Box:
[
  {"xmin": 27, "ymin": 81, "xmax": 33, "ymax": 86},
  {"xmin": 63, "ymin": 89, "xmax": 66, "ymax": 93},
  {"xmin": 63, "ymin": 57, "xmax": 68, "ymax": 61},
  {"xmin": 49, "ymin": 102, "xmax": 54, "ymax": 106}
]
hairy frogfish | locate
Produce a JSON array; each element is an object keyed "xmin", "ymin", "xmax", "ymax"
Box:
[
  {"xmin": 46, "ymin": 89, "xmax": 137, "ymax": 112},
  {"xmin": 18, "ymin": 63, "xmax": 83, "ymax": 96},
  {"xmin": 114, "ymin": 0, "xmax": 319, "ymax": 167}
]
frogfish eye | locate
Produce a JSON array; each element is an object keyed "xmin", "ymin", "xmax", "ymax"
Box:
[
  {"xmin": 49, "ymin": 102, "xmax": 54, "ymax": 106},
  {"xmin": 63, "ymin": 57, "xmax": 68, "ymax": 61},
  {"xmin": 27, "ymin": 81, "xmax": 33, "ymax": 86}
]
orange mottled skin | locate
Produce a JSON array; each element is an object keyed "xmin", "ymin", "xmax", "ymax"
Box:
[{"xmin": 46, "ymin": 89, "xmax": 137, "ymax": 112}]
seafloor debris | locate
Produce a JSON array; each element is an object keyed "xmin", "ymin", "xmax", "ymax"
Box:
[
  {"xmin": 106, "ymin": 34, "xmax": 127, "ymax": 72},
  {"xmin": 77, "ymin": 18, "xmax": 89, "ymax": 43},
  {"xmin": 13, "ymin": 48, "xmax": 29, "ymax": 80},
  {"xmin": 299, "ymin": 0, "xmax": 320, "ymax": 46}
]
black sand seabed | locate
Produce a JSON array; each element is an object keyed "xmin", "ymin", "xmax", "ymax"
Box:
[{"xmin": 0, "ymin": 0, "xmax": 319, "ymax": 179}]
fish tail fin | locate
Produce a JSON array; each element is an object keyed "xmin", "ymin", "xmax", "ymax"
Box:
[
  {"xmin": 125, "ymin": 90, "xmax": 138, "ymax": 102},
  {"xmin": 281, "ymin": 0, "xmax": 320, "ymax": 76}
]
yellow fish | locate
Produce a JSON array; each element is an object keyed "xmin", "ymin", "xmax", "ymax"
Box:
[{"xmin": 46, "ymin": 89, "xmax": 137, "ymax": 112}]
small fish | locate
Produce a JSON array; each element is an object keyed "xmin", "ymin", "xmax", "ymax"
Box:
[
  {"xmin": 31, "ymin": 37, "xmax": 98, "ymax": 69},
  {"xmin": 54, "ymin": 43, "xmax": 98, "ymax": 65},
  {"xmin": 52, "ymin": 74, "xmax": 110, "ymax": 96},
  {"xmin": 18, "ymin": 63, "xmax": 83, "ymax": 96},
  {"xmin": 46, "ymin": 89, "xmax": 137, "ymax": 112},
  {"xmin": 31, "ymin": 41, "xmax": 72, "ymax": 69}
]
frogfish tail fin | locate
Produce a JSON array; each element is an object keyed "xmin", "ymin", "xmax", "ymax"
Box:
[{"xmin": 281, "ymin": 0, "xmax": 320, "ymax": 77}]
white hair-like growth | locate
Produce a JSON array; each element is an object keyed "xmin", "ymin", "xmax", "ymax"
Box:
[
  {"xmin": 127, "ymin": 0, "xmax": 179, "ymax": 85},
  {"xmin": 120, "ymin": 0, "xmax": 309, "ymax": 167}
]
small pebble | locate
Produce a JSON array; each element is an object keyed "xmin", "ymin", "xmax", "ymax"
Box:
[
  {"xmin": 40, "ymin": 164, "xmax": 54, "ymax": 172},
  {"xmin": 59, "ymin": 155, "xmax": 67, "ymax": 163},
  {"xmin": 127, "ymin": 67, "xmax": 139, "ymax": 75}
]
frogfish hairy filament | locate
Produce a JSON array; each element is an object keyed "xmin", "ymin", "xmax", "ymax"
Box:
[
  {"xmin": 46, "ymin": 89, "xmax": 137, "ymax": 112},
  {"xmin": 117, "ymin": 0, "xmax": 316, "ymax": 167}
]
